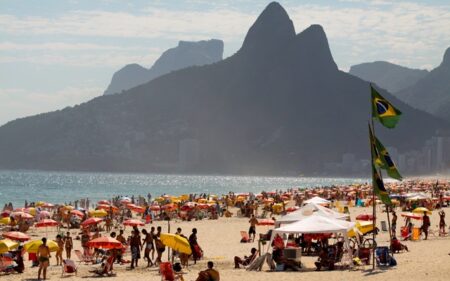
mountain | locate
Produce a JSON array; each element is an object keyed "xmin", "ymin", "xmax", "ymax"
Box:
[
  {"xmin": 103, "ymin": 39, "xmax": 224, "ymax": 95},
  {"xmin": 0, "ymin": 2, "xmax": 448, "ymax": 175},
  {"xmin": 395, "ymin": 47, "xmax": 450, "ymax": 121},
  {"xmin": 349, "ymin": 61, "xmax": 428, "ymax": 93}
]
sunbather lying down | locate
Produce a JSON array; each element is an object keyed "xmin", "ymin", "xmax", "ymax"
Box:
[{"xmin": 89, "ymin": 255, "xmax": 115, "ymax": 276}]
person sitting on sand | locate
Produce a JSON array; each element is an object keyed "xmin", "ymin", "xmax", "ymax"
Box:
[
  {"xmin": 391, "ymin": 236, "xmax": 408, "ymax": 253},
  {"xmin": 234, "ymin": 247, "xmax": 257, "ymax": 268},
  {"xmin": 315, "ymin": 247, "xmax": 334, "ymax": 271},
  {"xmin": 196, "ymin": 261, "xmax": 220, "ymax": 281},
  {"xmin": 37, "ymin": 237, "xmax": 50, "ymax": 280}
]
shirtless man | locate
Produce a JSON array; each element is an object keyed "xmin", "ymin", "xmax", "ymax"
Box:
[
  {"xmin": 129, "ymin": 229, "xmax": 141, "ymax": 269},
  {"xmin": 248, "ymin": 215, "xmax": 258, "ymax": 241},
  {"xmin": 142, "ymin": 229, "xmax": 154, "ymax": 267},
  {"xmin": 37, "ymin": 237, "xmax": 50, "ymax": 280}
]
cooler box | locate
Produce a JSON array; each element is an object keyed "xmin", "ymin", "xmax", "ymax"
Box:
[
  {"xmin": 412, "ymin": 227, "xmax": 420, "ymax": 241},
  {"xmin": 283, "ymin": 248, "xmax": 302, "ymax": 260}
]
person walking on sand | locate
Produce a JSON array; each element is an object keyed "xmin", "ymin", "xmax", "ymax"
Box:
[
  {"xmin": 189, "ymin": 228, "xmax": 200, "ymax": 264},
  {"xmin": 248, "ymin": 214, "xmax": 258, "ymax": 241},
  {"xmin": 422, "ymin": 212, "xmax": 431, "ymax": 240},
  {"xmin": 439, "ymin": 210, "xmax": 446, "ymax": 236},
  {"xmin": 142, "ymin": 229, "xmax": 154, "ymax": 267},
  {"xmin": 37, "ymin": 237, "xmax": 50, "ymax": 280}
]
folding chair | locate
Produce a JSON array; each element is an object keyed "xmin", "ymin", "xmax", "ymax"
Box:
[
  {"xmin": 61, "ymin": 259, "xmax": 77, "ymax": 276},
  {"xmin": 74, "ymin": 249, "xmax": 94, "ymax": 264}
]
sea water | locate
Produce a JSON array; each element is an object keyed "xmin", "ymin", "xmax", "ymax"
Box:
[{"xmin": 0, "ymin": 170, "xmax": 368, "ymax": 208}]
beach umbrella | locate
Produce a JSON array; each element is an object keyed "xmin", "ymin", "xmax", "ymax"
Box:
[
  {"xmin": 257, "ymin": 219, "xmax": 275, "ymax": 226},
  {"xmin": 87, "ymin": 237, "xmax": 123, "ymax": 249},
  {"xmin": 1, "ymin": 210, "xmax": 11, "ymax": 217},
  {"xmin": 0, "ymin": 217, "xmax": 11, "ymax": 225},
  {"xmin": 412, "ymin": 207, "xmax": 432, "ymax": 215},
  {"xmin": 89, "ymin": 209, "xmax": 108, "ymax": 218},
  {"xmin": 81, "ymin": 217, "xmax": 103, "ymax": 227},
  {"xmin": 0, "ymin": 239, "xmax": 19, "ymax": 254},
  {"xmin": 35, "ymin": 219, "xmax": 59, "ymax": 227},
  {"xmin": 35, "ymin": 201, "xmax": 46, "ymax": 207},
  {"xmin": 123, "ymin": 219, "xmax": 145, "ymax": 227},
  {"xmin": 160, "ymin": 233, "xmax": 192, "ymax": 255},
  {"xmin": 356, "ymin": 214, "xmax": 375, "ymax": 221},
  {"xmin": 97, "ymin": 200, "xmax": 111, "ymax": 205},
  {"xmin": 38, "ymin": 210, "xmax": 51, "ymax": 219},
  {"xmin": 130, "ymin": 206, "xmax": 145, "ymax": 213},
  {"xmin": 25, "ymin": 207, "xmax": 36, "ymax": 216},
  {"xmin": 12, "ymin": 211, "xmax": 34, "ymax": 220},
  {"xmin": 401, "ymin": 212, "xmax": 423, "ymax": 220},
  {"xmin": 70, "ymin": 210, "xmax": 84, "ymax": 218},
  {"xmin": 150, "ymin": 205, "xmax": 161, "ymax": 211},
  {"xmin": 2, "ymin": 231, "xmax": 30, "ymax": 242},
  {"xmin": 97, "ymin": 204, "xmax": 119, "ymax": 213},
  {"xmin": 42, "ymin": 203, "xmax": 55, "ymax": 209},
  {"xmin": 24, "ymin": 239, "xmax": 59, "ymax": 253}
]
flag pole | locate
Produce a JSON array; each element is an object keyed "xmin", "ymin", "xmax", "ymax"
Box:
[{"xmin": 370, "ymin": 120, "xmax": 377, "ymax": 270}]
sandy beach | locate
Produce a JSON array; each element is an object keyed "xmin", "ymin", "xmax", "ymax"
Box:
[{"xmin": 2, "ymin": 204, "xmax": 450, "ymax": 281}]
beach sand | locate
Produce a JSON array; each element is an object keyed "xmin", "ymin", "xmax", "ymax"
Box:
[{"xmin": 2, "ymin": 205, "xmax": 450, "ymax": 281}]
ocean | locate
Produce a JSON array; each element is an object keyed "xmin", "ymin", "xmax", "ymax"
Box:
[{"xmin": 0, "ymin": 170, "xmax": 368, "ymax": 208}]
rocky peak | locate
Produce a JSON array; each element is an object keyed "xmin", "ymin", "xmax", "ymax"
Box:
[{"xmin": 240, "ymin": 2, "xmax": 295, "ymax": 55}]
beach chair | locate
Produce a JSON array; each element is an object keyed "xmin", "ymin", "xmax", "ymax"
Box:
[
  {"xmin": 240, "ymin": 231, "xmax": 252, "ymax": 243},
  {"xmin": 375, "ymin": 247, "xmax": 395, "ymax": 267},
  {"xmin": 0, "ymin": 256, "xmax": 15, "ymax": 273},
  {"xmin": 159, "ymin": 262, "xmax": 183, "ymax": 281},
  {"xmin": 61, "ymin": 259, "xmax": 77, "ymax": 276},
  {"xmin": 243, "ymin": 250, "xmax": 259, "ymax": 270},
  {"xmin": 74, "ymin": 249, "xmax": 94, "ymax": 264}
]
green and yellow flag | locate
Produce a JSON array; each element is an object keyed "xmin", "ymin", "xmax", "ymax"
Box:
[
  {"xmin": 371, "ymin": 85, "xmax": 402, "ymax": 129},
  {"xmin": 374, "ymin": 135, "xmax": 403, "ymax": 180},
  {"xmin": 369, "ymin": 124, "xmax": 392, "ymax": 205}
]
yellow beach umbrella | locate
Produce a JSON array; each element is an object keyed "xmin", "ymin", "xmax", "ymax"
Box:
[
  {"xmin": 348, "ymin": 221, "xmax": 375, "ymax": 238},
  {"xmin": 160, "ymin": 233, "xmax": 192, "ymax": 255},
  {"xmin": 412, "ymin": 207, "xmax": 432, "ymax": 215},
  {"xmin": 35, "ymin": 201, "xmax": 46, "ymax": 207},
  {"xmin": 89, "ymin": 209, "xmax": 108, "ymax": 218},
  {"xmin": 24, "ymin": 239, "xmax": 59, "ymax": 253},
  {"xmin": 0, "ymin": 239, "xmax": 19, "ymax": 254},
  {"xmin": 0, "ymin": 217, "xmax": 11, "ymax": 225}
]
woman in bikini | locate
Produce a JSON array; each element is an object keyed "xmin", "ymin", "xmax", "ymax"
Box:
[{"xmin": 64, "ymin": 232, "xmax": 73, "ymax": 259}]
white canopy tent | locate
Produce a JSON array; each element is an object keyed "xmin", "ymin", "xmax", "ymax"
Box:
[
  {"xmin": 270, "ymin": 214, "xmax": 355, "ymax": 267},
  {"xmin": 303, "ymin": 196, "xmax": 331, "ymax": 205},
  {"xmin": 276, "ymin": 203, "xmax": 349, "ymax": 227}
]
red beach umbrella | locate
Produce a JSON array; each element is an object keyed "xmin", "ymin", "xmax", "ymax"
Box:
[
  {"xmin": 356, "ymin": 214, "xmax": 375, "ymax": 221},
  {"xmin": 257, "ymin": 219, "xmax": 275, "ymax": 226},
  {"xmin": 81, "ymin": 217, "xmax": 103, "ymax": 227},
  {"xmin": 87, "ymin": 237, "xmax": 123, "ymax": 249},
  {"xmin": 401, "ymin": 212, "xmax": 423, "ymax": 220},
  {"xmin": 35, "ymin": 219, "xmax": 59, "ymax": 227},
  {"xmin": 123, "ymin": 219, "xmax": 145, "ymax": 227},
  {"xmin": 3, "ymin": 231, "xmax": 31, "ymax": 241},
  {"xmin": 150, "ymin": 205, "xmax": 161, "ymax": 211},
  {"xmin": 70, "ymin": 210, "xmax": 84, "ymax": 218},
  {"xmin": 97, "ymin": 200, "xmax": 111, "ymax": 205}
]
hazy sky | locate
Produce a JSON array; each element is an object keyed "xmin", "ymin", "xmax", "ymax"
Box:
[{"xmin": 1, "ymin": 0, "xmax": 449, "ymax": 126}]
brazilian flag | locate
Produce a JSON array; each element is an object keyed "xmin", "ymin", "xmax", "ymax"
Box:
[
  {"xmin": 374, "ymin": 135, "xmax": 403, "ymax": 180},
  {"xmin": 372, "ymin": 161, "xmax": 392, "ymax": 205},
  {"xmin": 371, "ymin": 85, "xmax": 402, "ymax": 129},
  {"xmin": 369, "ymin": 125, "xmax": 392, "ymax": 205},
  {"xmin": 369, "ymin": 124, "xmax": 402, "ymax": 181}
]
